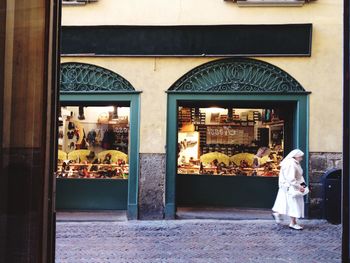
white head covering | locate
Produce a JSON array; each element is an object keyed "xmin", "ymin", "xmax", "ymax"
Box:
[{"xmin": 280, "ymin": 149, "xmax": 304, "ymax": 167}]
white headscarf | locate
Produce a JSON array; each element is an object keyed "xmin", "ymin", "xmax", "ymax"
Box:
[{"xmin": 280, "ymin": 149, "xmax": 304, "ymax": 167}]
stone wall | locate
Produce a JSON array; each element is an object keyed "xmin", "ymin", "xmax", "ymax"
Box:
[
  {"xmin": 138, "ymin": 153, "xmax": 166, "ymax": 220},
  {"xmin": 308, "ymin": 152, "xmax": 342, "ymax": 218}
]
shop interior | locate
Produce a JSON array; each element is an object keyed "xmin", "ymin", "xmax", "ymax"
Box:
[
  {"xmin": 176, "ymin": 100, "xmax": 294, "ymax": 208},
  {"xmin": 56, "ymin": 105, "xmax": 130, "ymax": 180}
]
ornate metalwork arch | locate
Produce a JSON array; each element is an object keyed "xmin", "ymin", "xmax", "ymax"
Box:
[
  {"xmin": 168, "ymin": 58, "xmax": 307, "ymax": 93},
  {"xmin": 60, "ymin": 63, "xmax": 135, "ymax": 92}
]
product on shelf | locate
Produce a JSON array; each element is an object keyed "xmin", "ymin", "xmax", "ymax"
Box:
[
  {"xmin": 177, "ymin": 106, "xmax": 286, "ymax": 178},
  {"xmin": 57, "ymin": 105, "xmax": 130, "ymax": 180},
  {"xmin": 56, "ymin": 157, "xmax": 129, "ymax": 179}
]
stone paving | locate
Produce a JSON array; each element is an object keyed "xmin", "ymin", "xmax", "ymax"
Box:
[{"xmin": 56, "ymin": 219, "xmax": 341, "ymax": 263}]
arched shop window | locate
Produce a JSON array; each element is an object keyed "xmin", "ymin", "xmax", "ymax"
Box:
[
  {"xmin": 57, "ymin": 63, "xmax": 140, "ymax": 218},
  {"xmin": 165, "ymin": 58, "xmax": 310, "ymax": 218}
]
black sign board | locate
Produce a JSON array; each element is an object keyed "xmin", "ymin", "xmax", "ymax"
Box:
[{"xmin": 61, "ymin": 24, "xmax": 312, "ymax": 57}]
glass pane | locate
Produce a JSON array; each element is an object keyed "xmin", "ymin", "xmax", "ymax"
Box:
[
  {"xmin": 0, "ymin": 1, "xmax": 58, "ymax": 262},
  {"xmin": 56, "ymin": 106, "xmax": 130, "ymax": 179},
  {"xmin": 177, "ymin": 106, "xmax": 289, "ymax": 177}
]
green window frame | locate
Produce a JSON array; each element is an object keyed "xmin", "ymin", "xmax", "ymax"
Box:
[
  {"xmin": 59, "ymin": 63, "xmax": 141, "ymax": 219},
  {"xmin": 165, "ymin": 58, "xmax": 310, "ymax": 218}
]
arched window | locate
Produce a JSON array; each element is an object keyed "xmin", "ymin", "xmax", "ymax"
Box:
[{"xmin": 165, "ymin": 58, "xmax": 309, "ymax": 219}]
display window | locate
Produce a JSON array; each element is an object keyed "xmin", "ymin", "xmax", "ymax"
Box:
[
  {"xmin": 56, "ymin": 105, "xmax": 130, "ymax": 179},
  {"xmin": 177, "ymin": 105, "xmax": 290, "ymax": 177}
]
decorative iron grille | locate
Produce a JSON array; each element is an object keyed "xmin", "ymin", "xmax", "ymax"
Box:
[
  {"xmin": 168, "ymin": 58, "xmax": 307, "ymax": 93},
  {"xmin": 60, "ymin": 63, "xmax": 135, "ymax": 92}
]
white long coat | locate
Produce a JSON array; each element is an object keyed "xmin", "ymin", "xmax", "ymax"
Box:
[{"xmin": 272, "ymin": 158, "xmax": 305, "ymax": 218}]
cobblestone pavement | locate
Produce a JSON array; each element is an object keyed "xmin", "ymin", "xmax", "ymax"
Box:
[{"xmin": 56, "ymin": 219, "xmax": 341, "ymax": 263}]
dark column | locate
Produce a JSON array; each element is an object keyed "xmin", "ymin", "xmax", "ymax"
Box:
[
  {"xmin": 343, "ymin": 0, "xmax": 350, "ymax": 261},
  {"xmin": 0, "ymin": 1, "xmax": 59, "ymax": 263}
]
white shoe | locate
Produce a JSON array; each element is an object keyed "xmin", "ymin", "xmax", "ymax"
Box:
[
  {"xmin": 289, "ymin": 223, "xmax": 303, "ymax": 230},
  {"xmin": 272, "ymin": 212, "xmax": 283, "ymax": 223}
]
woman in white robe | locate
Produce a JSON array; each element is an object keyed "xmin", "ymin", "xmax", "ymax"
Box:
[{"xmin": 272, "ymin": 149, "xmax": 306, "ymax": 230}]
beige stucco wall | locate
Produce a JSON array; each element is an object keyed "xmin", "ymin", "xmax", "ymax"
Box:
[{"xmin": 61, "ymin": 0, "xmax": 343, "ymax": 154}]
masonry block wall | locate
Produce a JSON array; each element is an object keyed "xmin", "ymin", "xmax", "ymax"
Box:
[{"xmin": 139, "ymin": 154, "xmax": 166, "ymax": 220}]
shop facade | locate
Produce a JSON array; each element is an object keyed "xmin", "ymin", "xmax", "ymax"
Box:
[
  {"xmin": 56, "ymin": 62, "xmax": 140, "ymax": 219},
  {"xmin": 165, "ymin": 58, "xmax": 310, "ymax": 218},
  {"xmin": 60, "ymin": 0, "xmax": 343, "ymax": 219}
]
